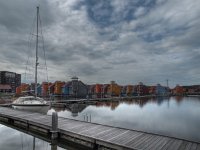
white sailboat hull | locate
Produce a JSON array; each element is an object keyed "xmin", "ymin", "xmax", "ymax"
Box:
[{"xmin": 12, "ymin": 104, "xmax": 50, "ymax": 113}]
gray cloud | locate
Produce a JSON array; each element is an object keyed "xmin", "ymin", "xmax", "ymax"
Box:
[{"xmin": 0, "ymin": 0, "xmax": 200, "ymax": 87}]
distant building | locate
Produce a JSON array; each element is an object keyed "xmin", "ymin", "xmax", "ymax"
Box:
[
  {"xmin": 41, "ymin": 82, "xmax": 51, "ymax": 97},
  {"xmin": 126, "ymin": 85, "xmax": 134, "ymax": 96},
  {"xmin": 121, "ymin": 86, "xmax": 127, "ymax": 97},
  {"xmin": 173, "ymin": 84, "xmax": 185, "ymax": 95},
  {"xmin": 107, "ymin": 81, "xmax": 121, "ymax": 97},
  {"xmin": 61, "ymin": 77, "xmax": 88, "ymax": 98},
  {"xmin": 156, "ymin": 84, "xmax": 168, "ymax": 96},
  {"xmin": 0, "ymin": 71, "xmax": 21, "ymax": 93},
  {"xmin": 71, "ymin": 77, "xmax": 88, "ymax": 98},
  {"xmin": 182, "ymin": 85, "xmax": 200, "ymax": 95},
  {"xmin": 136, "ymin": 82, "xmax": 149, "ymax": 96},
  {"xmin": 15, "ymin": 83, "xmax": 30, "ymax": 95},
  {"xmin": 54, "ymin": 81, "xmax": 65, "ymax": 95},
  {"xmin": 148, "ymin": 86, "xmax": 156, "ymax": 95},
  {"xmin": 0, "ymin": 84, "xmax": 12, "ymax": 93}
]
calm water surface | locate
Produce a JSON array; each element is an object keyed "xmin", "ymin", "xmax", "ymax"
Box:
[
  {"xmin": 0, "ymin": 125, "xmax": 65, "ymax": 150},
  {"xmin": 0, "ymin": 96, "xmax": 200, "ymax": 149},
  {"xmin": 50, "ymin": 96, "xmax": 200, "ymax": 142}
]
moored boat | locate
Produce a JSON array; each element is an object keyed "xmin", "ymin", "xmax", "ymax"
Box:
[
  {"xmin": 12, "ymin": 96, "xmax": 49, "ymax": 112},
  {"xmin": 12, "ymin": 6, "xmax": 50, "ymax": 112}
]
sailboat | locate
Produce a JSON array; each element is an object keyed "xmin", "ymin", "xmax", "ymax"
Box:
[{"xmin": 12, "ymin": 6, "xmax": 50, "ymax": 111}]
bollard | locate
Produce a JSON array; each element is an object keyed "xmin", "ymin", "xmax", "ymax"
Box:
[{"xmin": 51, "ymin": 112, "xmax": 58, "ymax": 140}]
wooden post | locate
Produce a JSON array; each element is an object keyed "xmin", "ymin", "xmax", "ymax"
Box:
[
  {"xmin": 51, "ymin": 112, "xmax": 58, "ymax": 140},
  {"xmin": 51, "ymin": 140, "xmax": 58, "ymax": 150}
]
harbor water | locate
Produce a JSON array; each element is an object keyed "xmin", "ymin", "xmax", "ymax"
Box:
[{"xmin": 0, "ymin": 96, "xmax": 200, "ymax": 149}]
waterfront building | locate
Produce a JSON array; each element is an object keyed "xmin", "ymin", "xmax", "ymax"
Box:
[
  {"xmin": 136, "ymin": 82, "xmax": 149, "ymax": 96},
  {"xmin": 61, "ymin": 77, "xmax": 88, "ymax": 98},
  {"xmin": 173, "ymin": 85, "xmax": 185, "ymax": 95},
  {"xmin": 182, "ymin": 85, "xmax": 200, "ymax": 95},
  {"xmin": 37, "ymin": 84, "xmax": 42, "ymax": 96},
  {"xmin": 132, "ymin": 85, "xmax": 138, "ymax": 96},
  {"xmin": 0, "ymin": 71, "xmax": 21, "ymax": 93},
  {"xmin": 101, "ymin": 84, "xmax": 109, "ymax": 98},
  {"xmin": 15, "ymin": 83, "xmax": 30, "ymax": 95},
  {"xmin": 49, "ymin": 83, "xmax": 55, "ymax": 96},
  {"xmin": 95, "ymin": 84, "xmax": 103, "ymax": 98},
  {"xmin": 54, "ymin": 81, "xmax": 65, "ymax": 95},
  {"xmin": 87, "ymin": 84, "xmax": 95, "ymax": 98},
  {"xmin": 126, "ymin": 85, "xmax": 133, "ymax": 96},
  {"xmin": 71, "ymin": 76, "xmax": 87, "ymax": 98},
  {"xmin": 156, "ymin": 84, "xmax": 168, "ymax": 96},
  {"xmin": 148, "ymin": 86, "xmax": 156, "ymax": 95},
  {"xmin": 107, "ymin": 81, "xmax": 121, "ymax": 97},
  {"xmin": 121, "ymin": 86, "xmax": 127, "ymax": 97},
  {"xmin": 62, "ymin": 82, "xmax": 72, "ymax": 97},
  {"xmin": 41, "ymin": 82, "xmax": 51, "ymax": 97},
  {"xmin": 0, "ymin": 84, "xmax": 12, "ymax": 93}
]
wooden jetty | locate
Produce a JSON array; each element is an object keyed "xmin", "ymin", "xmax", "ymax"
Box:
[{"xmin": 0, "ymin": 107, "xmax": 199, "ymax": 150}]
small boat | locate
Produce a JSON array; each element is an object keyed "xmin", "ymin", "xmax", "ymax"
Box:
[
  {"xmin": 12, "ymin": 96, "xmax": 49, "ymax": 112},
  {"xmin": 12, "ymin": 6, "xmax": 50, "ymax": 112}
]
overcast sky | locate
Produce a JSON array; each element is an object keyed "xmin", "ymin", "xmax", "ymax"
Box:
[{"xmin": 0, "ymin": 0, "xmax": 200, "ymax": 87}]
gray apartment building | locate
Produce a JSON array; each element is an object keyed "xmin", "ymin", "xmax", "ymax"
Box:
[{"xmin": 0, "ymin": 71, "xmax": 21, "ymax": 93}]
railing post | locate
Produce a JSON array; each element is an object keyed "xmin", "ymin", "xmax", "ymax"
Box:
[{"xmin": 51, "ymin": 112, "xmax": 58, "ymax": 140}]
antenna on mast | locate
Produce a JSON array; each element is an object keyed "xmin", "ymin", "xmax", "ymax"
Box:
[{"xmin": 166, "ymin": 79, "xmax": 169, "ymax": 88}]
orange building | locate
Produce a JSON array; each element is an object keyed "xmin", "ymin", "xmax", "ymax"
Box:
[
  {"xmin": 95, "ymin": 84, "xmax": 103, "ymax": 94},
  {"xmin": 148, "ymin": 86, "xmax": 156, "ymax": 95},
  {"xmin": 54, "ymin": 81, "xmax": 65, "ymax": 95},
  {"xmin": 173, "ymin": 85, "xmax": 185, "ymax": 95},
  {"xmin": 94, "ymin": 84, "xmax": 103, "ymax": 98},
  {"xmin": 107, "ymin": 81, "xmax": 121, "ymax": 97},
  {"xmin": 126, "ymin": 85, "xmax": 133, "ymax": 96},
  {"xmin": 42, "ymin": 82, "xmax": 52, "ymax": 96},
  {"xmin": 15, "ymin": 83, "xmax": 30, "ymax": 95}
]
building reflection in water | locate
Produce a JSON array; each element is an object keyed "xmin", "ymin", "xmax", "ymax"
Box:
[
  {"xmin": 94, "ymin": 97, "xmax": 170, "ymax": 110},
  {"xmin": 54, "ymin": 98, "xmax": 175, "ymax": 116},
  {"xmin": 56, "ymin": 97, "xmax": 175, "ymax": 117},
  {"xmin": 65, "ymin": 104, "xmax": 88, "ymax": 117},
  {"xmin": 48, "ymin": 97, "xmax": 200, "ymax": 142},
  {"xmin": 174, "ymin": 96, "xmax": 184, "ymax": 103}
]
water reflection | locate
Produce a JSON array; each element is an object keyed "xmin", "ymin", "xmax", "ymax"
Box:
[
  {"xmin": 0, "ymin": 125, "xmax": 64, "ymax": 150},
  {"xmin": 52, "ymin": 97, "xmax": 200, "ymax": 142},
  {"xmin": 65, "ymin": 104, "xmax": 88, "ymax": 117}
]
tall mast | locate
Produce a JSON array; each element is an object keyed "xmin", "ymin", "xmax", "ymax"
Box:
[{"xmin": 35, "ymin": 6, "xmax": 39, "ymax": 97}]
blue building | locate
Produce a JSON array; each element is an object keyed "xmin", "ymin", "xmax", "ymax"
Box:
[
  {"xmin": 37, "ymin": 85, "xmax": 42, "ymax": 96},
  {"xmin": 156, "ymin": 84, "xmax": 168, "ymax": 96},
  {"xmin": 62, "ymin": 82, "xmax": 72, "ymax": 96},
  {"xmin": 62, "ymin": 77, "xmax": 88, "ymax": 98}
]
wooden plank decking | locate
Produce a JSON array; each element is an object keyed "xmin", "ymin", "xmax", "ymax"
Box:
[{"xmin": 0, "ymin": 107, "xmax": 199, "ymax": 150}]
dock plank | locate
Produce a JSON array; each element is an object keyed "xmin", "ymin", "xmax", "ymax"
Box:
[
  {"xmin": 109, "ymin": 130, "xmax": 142, "ymax": 145},
  {"xmin": 196, "ymin": 144, "xmax": 200, "ymax": 150},
  {"xmin": 0, "ymin": 107, "xmax": 200, "ymax": 150},
  {"xmin": 145, "ymin": 136, "xmax": 166, "ymax": 150},
  {"xmin": 178, "ymin": 141, "xmax": 188, "ymax": 150},
  {"xmin": 190, "ymin": 143, "xmax": 197, "ymax": 150}
]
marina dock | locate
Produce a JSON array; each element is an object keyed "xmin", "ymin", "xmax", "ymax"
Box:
[{"xmin": 0, "ymin": 107, "xmax": 199, "ymax": 150}]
